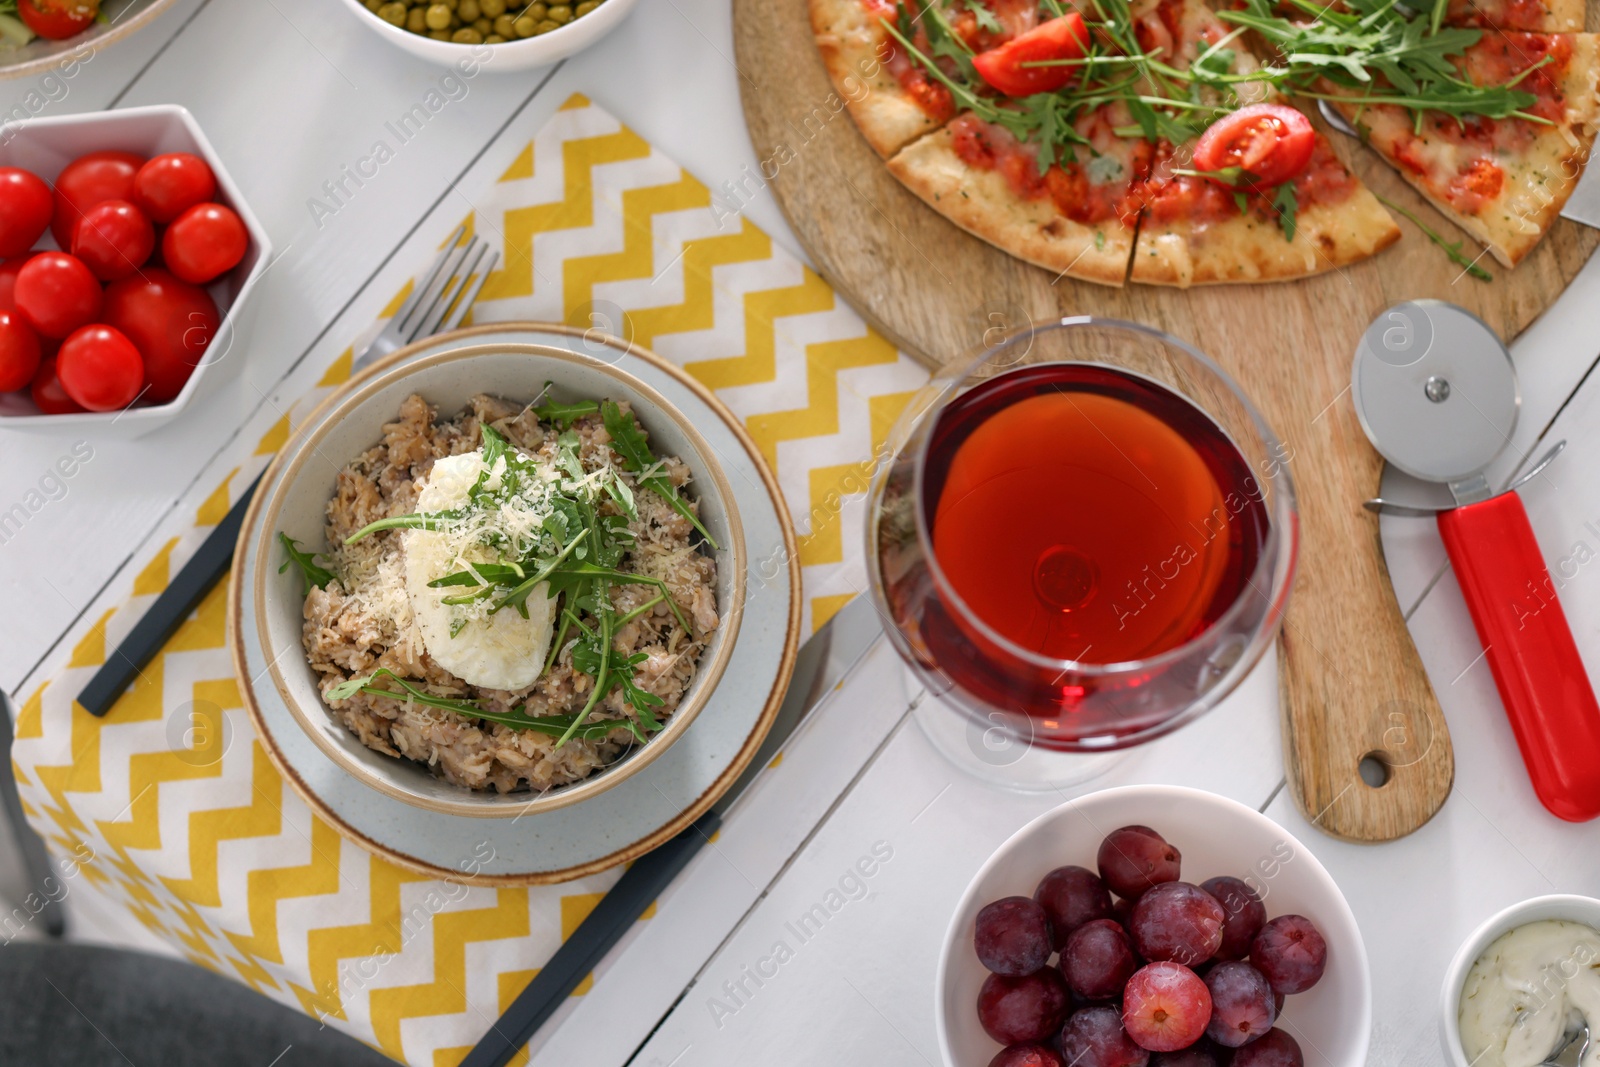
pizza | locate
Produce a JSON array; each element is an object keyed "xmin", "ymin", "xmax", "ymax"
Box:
[
  {"xmin": 808, "ymin": 0, "xmax": 1599, "ymax": 287},
  {"xmin": 1328, "ymin": 31, "xmax": 1600, "ymax": 266}
]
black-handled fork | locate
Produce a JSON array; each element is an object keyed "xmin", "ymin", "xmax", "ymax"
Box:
[{"xmin": 76, "ymin": 227, "xmax": 498, "ymax": 717}]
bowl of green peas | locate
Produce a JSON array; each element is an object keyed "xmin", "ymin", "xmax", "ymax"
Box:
[{"xmin": 340, "ymin": 0, "xmax": 638, "ymax": 71}]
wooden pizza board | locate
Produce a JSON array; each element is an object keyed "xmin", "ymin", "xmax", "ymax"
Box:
[{"xmin": 733, "ymin": 0, "xmax": 1600, "ymax": 842}]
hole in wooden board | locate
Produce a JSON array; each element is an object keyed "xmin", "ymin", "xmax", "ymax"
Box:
[{"xmin": 1358, "ymin": 751, "xmax": 1393, "ymax": 788}]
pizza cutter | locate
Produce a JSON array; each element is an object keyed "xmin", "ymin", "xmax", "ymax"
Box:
[{"xmin": 1353, "ymin": 300, "xmax": 1600, "ymax": 822}]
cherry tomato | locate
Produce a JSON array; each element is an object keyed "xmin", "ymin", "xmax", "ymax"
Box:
[
  {"xmin": 17, "ymin": 0, "xmax": 97, "ymax": 40},
  {"xmin": 57, "ymin": 324, "xmax": 144, "ymax": 412},
  {"xmin": 50, "ymin": 149, "xmax": 144, "ymax": 249},
  {"xmin": 162, "ymin": 202, "xmax": 247, "ymax": 285},
  {"xmin": 30, "ymin": 355, "xmax": 85, "ymax": 414},
  {"xmin": 0, "ymin": 257, "xmax": 28, "ymax": 310},
  {"xmin": 971, "ymin": 15, "xmax": 1090, "ymax": 98},
  {"xmin": 102, "ymin": 268, "xmax": 221, "ymax": 403},
  {"xmin": 71, "ymin": 199, "xmax": 155, "ymax": 281},
  {"xmin": 133, "ymin": 153, "xmax": 217, "ymax": 224},
  {"xmin": 1192, "ymin": 103, "xmax": 1317, "ymax": 189},
  {"xmin": 0, "ymin": 168, "xmax": 53, "ymax": 258},
  {"xmin": 14, "ymin": 252, "xmax": 102, "ymax": 339},
  {"xmin": 0, "ymin": 309, "xmax": 42, "ymax": 392}
]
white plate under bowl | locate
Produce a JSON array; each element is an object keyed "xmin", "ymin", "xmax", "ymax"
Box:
[
  {"xmin": 935, "ymin": 785, "xmax": 1372, "ymax": 1067},
  {"xmin": 230, "ymin": 323, "xmax": 800, "ymax": 884}
]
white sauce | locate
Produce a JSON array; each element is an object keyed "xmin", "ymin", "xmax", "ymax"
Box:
[
  {"xmin": 403, "ymin": 451, "xmax": 555, "ymax": 691},
  {"xmin": 1459, "ymin": 920, "xmax": 1600, "ymax": 1067}
]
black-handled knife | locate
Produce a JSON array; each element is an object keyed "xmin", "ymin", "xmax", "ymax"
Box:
[
  {"xmin": 459, "ymin": 592, "xmax": 885, "ymax": 1067},
  {"xmin": 76, "ymin": 472, "xmax": 264, "ymax": 717}
]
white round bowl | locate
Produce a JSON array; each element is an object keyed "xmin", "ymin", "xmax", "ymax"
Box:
[
  {"xmin": 1439, "ymin": 894, "xmax": 1600, "ymax": 1067},
  {"xmin": 336, "ymin": 0, "xmax": 639, "ymax": 73},
  {"xmin": 936, "ymin": 785, "xmax": 1371, "ymax": 1067},
  {"xmin": 250, "ymin": 341, "xmax": 745, "ymax": 818},
  {"xmin": 0, "ymin": 0, "xmax": 177, "ymax": 81}
]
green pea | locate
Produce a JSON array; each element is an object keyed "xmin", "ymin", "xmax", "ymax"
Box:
[
  {"xmin": 547, "ymin": 4, "xmax": 572, "ymax": 22},
  {"xmin": 424, "ymin": 2, "xmax": 452, "ymax": 28},
  {"xmin": 377, "ymin": 1, "xmax": 408, "ymax": 24},
  {"xmin": 493, "ymin": 13, "xmax": 515, "ymax": 35},
  {"xmin": 575, "ymin": 0, "xmax": 598, "ymax": 14},
  {"xmin": 452, "ymin": 26, "xmax": 483, "ymax": 42},
  {"xmin": 512, "ymin": 14, "xmax": 537, "ymax": 35},
  {"xmin": 479, "ymin": 0, "xmax": 505, "ymax": 15},
  {"xmin": 458, "ymin": 0, "xmax": 479, "ymax": 20},
  {"xmin": 406, "ymin": 6, "xmax": 427, "ymax": 30},
  {"xmin": 485, "ymin": 33, "xmax": 506, "ymax": 42},
  {"xmin": 534, "ymin": 17, "xmax": 559, "ymax": 32}
]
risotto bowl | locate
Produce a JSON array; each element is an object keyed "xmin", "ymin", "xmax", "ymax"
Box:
[{"xmin": 248, "ymin": 342, "xmax": 746, "ymax": 818}]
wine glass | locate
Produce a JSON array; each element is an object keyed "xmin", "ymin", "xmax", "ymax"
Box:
[{"xmin": 865, "ymin": 317, "xmax": 1297, "ymax": 790}]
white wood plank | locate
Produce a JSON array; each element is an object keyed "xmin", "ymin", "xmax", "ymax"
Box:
[{"xmin": 626, "ymin": 653, "xmax": 1285, "ymax": 1067}]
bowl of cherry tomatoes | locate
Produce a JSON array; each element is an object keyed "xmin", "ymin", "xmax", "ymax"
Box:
[
  {"xmin": 0, "ymin": 103, "xmax": 270, "ymax": 437},
  {"xmin": 0, "ymin": 1, "xmax": 179, "ymax": 81}
]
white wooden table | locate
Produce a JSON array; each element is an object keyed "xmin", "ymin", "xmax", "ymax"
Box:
[{"xmin": 3, "ymin": 3, "xmax": 1600, "ymax": 1065}]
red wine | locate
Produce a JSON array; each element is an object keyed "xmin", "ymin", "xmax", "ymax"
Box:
[
  {"xmin": 882, "ymin": 362, "xmax": 1271, "ymax": 736},
  {"xmin": 929, "ymin": 366, "xmax": 1262, "ymax": 664}
]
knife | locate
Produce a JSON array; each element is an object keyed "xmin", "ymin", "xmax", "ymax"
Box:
[{"xmin": 459, "ymin": 591, "xmax": 887, "ymax": 1067}]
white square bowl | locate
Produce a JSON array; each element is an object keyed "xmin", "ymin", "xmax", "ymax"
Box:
[{"xmin": 0, "ymin": 104, "xmax": 272, "ymax": 438}]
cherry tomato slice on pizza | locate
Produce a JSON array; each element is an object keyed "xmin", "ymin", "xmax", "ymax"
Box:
[
  {"xmin": 1192, "ymin": 103, "xmax": 1316, "ymax": 189},
  {"xmin": 972, "ymin": 14, "xmax": 1091, "ymax": 98}
]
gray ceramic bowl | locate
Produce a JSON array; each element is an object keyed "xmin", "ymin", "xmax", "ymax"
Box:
[
  {"xmin": 250, "ymin": 342, "xmax": 746, "ymax": 818},
  {"xmin": 0, "ymin": 0, "xmax": 178, "ymax": 81}
]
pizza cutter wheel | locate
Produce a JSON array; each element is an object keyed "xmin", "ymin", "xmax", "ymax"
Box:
[{"xmin": 1352, "ymin": 300, "xmax": 1600, "ymax": 822}]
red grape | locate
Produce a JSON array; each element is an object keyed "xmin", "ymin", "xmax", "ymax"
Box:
[
  {"xmin": 978, "ymin": 968, "xmax": 1071, "ymax": 1045},
  {"xmin": 989, "ymin": 1044, "xmax": 1067, "ymax": 1067},
  {"xmin": 1250, "ymin": 915, "xmax": 1326, "ymax": 994},
  {"xmin": 1201, "ymin": 876, "xmax": 1267, "ymax": 960},
  {"xmin": 1204, "ymin": 960, "xmax": 1275, "ymax": 1047},
  {"xmin": 1232, "ymin": 1028, "xmax": 1304, "ymax": 1067},
  {"xmin": 1130, "ymin": 882, "xmax": 1225, "ymax": 966},
  {"xmin": 1098, "ymin": 826, "xmax": 1181, "ymax": 900},
  {"xmin": 976, "ymin": 896, "xmax": 1054, "ymax": 976},
  {"xmin": 1058, "ymin": 1005, "xmax": 1151, "ymax": 1067},
  {"xmin": 1150, "ymin": 1040, "xmax": 1225, "ymax": 1067},
  {"xmin": 1122, "ymin": 962, "xmax": 1213, "ymax": 1052},
  {"xmin": 1062, "ymin": 918, "xmax": 1139, "ymax": 1001},
  {"xmin": 1035, "ymin": 866, "xmax": 1114, "ymax": 949}
]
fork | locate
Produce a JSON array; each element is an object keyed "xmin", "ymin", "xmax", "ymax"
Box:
[{"xmin": 75, "ymin": 228, "xmax": 501, "ymax": 718}]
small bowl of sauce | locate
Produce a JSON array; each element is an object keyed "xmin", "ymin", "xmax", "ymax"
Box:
[{"xmin": 1442, "ymin": 896, "xmax": 1600, "ymax": 1067}]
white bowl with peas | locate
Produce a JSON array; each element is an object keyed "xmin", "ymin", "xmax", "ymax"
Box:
[{"xmin": 339, "ymin": 0, "xmax": 638, "ymax": 71}]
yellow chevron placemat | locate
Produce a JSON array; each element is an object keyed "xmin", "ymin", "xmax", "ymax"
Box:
[{"xmin": 9, "ymin": 94, "xmax": 930, "ymax": 1065}]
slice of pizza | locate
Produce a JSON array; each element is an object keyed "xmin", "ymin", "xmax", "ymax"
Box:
[
  {"xmin": 1130, "ymin": 128, "xmax": 1402, "ymax": 285},
  {"xmin": 1329, "ymin": 32, "xmax": 1600, "ymax": 266},
  {"xmin": 1123, "ymin": 0, "xmax": 1399, "ymax": 284},
  {"xmin": 886, "ymin": 108, "xmax": 1153, "ymax": 284},
  {"xmin": 808, "ymin": 0, "xmax": 1042, "ymax": 158},
  {"xmin": 1440, "ymin": 0, "xmax": 1582, "ymax": 32}
]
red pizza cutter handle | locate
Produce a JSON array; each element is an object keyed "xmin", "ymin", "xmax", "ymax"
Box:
[{"xmin": 1436, "ymin": 492, "xmax": 1600, "ymax": 821}]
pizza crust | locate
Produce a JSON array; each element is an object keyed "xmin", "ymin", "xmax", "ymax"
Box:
[
  {"xmin": 885, "ymin": 126, "xmax": 1137, "ymax": 285},
  {"xmin": 810, "ymin": 0, "xmax": 947, "ymax": 158},
  {"xmin": 1445, "ymin": 0, "xmax": 1584, "ymax": 32},
  {"xmin": 1131, "ymin": 190, "xmax": 1401, "ymax": 286},
  {"xmin": 1334, "ymin": 35, "xmax": 1600, "ymax": 266}
]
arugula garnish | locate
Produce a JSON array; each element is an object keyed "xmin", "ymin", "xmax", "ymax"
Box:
[
  {"xmin": 601, "ymin": 400, "xmax": 717, "ymax": 549},
  {"xmin": 1374, "ymin": 193, "xmax": 1493, "ymax": 279},
  {"xmin": 531, "ymin": 386, "xmax": 601, "ymax": 429},
  {"xmin": 278, "ymin": 534, "xmax": 336, "ymax": 595},
  {"xmin": 1272, "ymin": 182, "xmax": 1299, "ymax": 242},
  {"xmin": 326, "ymin": 669, "xmax": 651, "ymax": 743}
]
